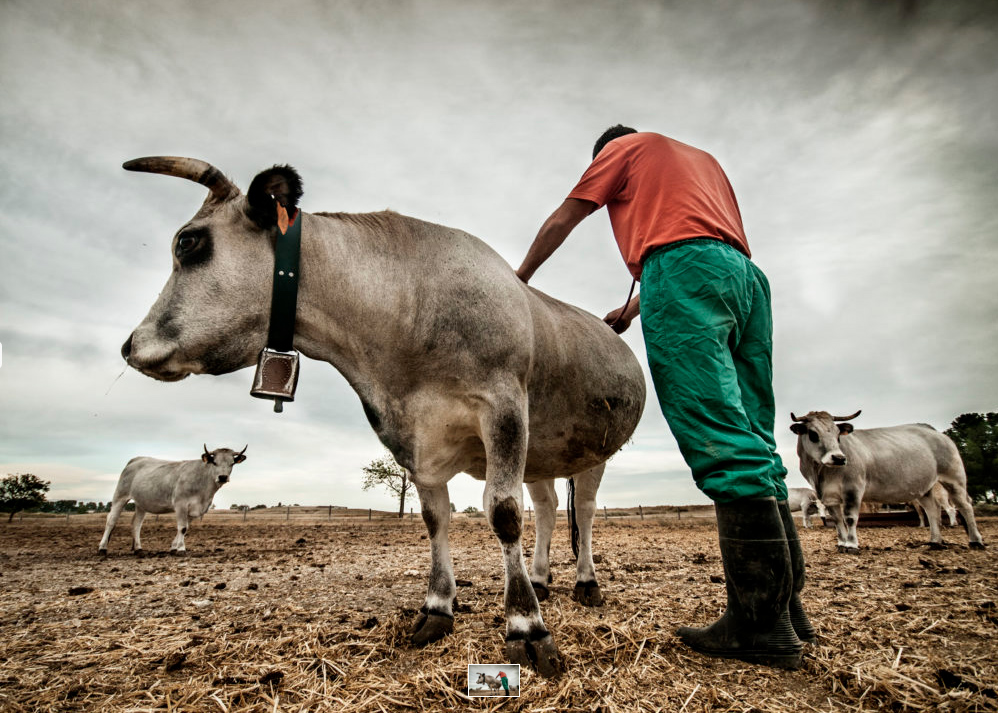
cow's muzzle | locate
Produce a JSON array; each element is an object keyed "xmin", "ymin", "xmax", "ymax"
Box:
[
  {"xmin": 829, "ymin": 454, "xmax": 847, "ymax": 466},
  {"xmin": 218, "ymin": 475, "xmax": 229, "ymax": 484}
]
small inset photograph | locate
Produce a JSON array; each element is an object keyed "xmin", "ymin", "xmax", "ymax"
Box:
[{"xmin": 467, "ymin": 663, "xmax": 520, "ymax": 697}]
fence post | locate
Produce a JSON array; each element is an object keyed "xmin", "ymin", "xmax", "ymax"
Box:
[
  {"xmin": 410, "ymin": 508, "xmax": 413, "ymax": 520},
  {"xmin": 639, "ymin": 505, "xmax": 644, "ymax": 520},
  {"xmin": 243, "ymin": 506, "xmax": 248, "ymax": 522},
  {"xmin": 328, "ymin": 505, "xmax": 332, "ymax": 520},
  {"xmin": 368, "ymin": 508, "xmax": 372, "ymax": 521},
  {"xmin": 604, "ymin": 505, "xmax": 608, "ymax": 521},
  {"xmin": 286, "ymin": 505, "xmax": 290, "ymax": 521}
]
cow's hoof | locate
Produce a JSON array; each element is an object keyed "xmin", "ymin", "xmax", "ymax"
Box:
[
  {"xmin": 133, "ymin": 549, "xmax": 145, "ymax": 558},
  {"xmin": 531, "ymin": 581, "xmax": 550, "ymax": 602},
  {"xmin": 505, "ymin": 634, "xmax": 563, "ymax": 678},
  {"xmin": 928, "ymin": 542, "xmax": 947, "ymax": 551},
  {"xmin": 969, "ymin": 541, "xmax": 987, "ymax": 550},
  {"xmin": 409, "ymin": 610, "xmax": 454, "ymax": 647},
  {"xmin": 572, "ymin": 580, "xmax": 604, "ymax": 607},
  {"xmin": 837, "ymin": 546, "xmax": 860, "ymax": 555},
  {"xmin": 170, "ymin": 549, "xmax": 188, "ymax": 557},
  {"xmin": 98, "ymin": 548, "xmax": 107, "ymax": 558}
]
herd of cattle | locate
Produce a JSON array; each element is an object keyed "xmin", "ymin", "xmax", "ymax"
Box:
[{"xmin": 102, "ymin": 155, "xmax": 987, "ymax": 676}]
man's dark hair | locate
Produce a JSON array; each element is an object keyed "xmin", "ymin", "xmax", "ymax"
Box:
[{"xmin": 593, "ymin": 125, "xmax": 638, "ymax": 159}]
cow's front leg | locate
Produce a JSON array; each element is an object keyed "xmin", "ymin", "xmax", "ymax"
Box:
[
  {"xmin": 822, "ymin": 502, "xmax": 851, "ymax": 553},
  {"xmin": 410, "ymin": 481, "xmax": 456, "ymax": 647},
  {"xmin": 525, "ymin": 479, "xmax": 556, "ymax": 601},
  {"xmin": 170, "ymin": 506, "xmax": 190, "ymax": 554},
  {"xmin": 569, "ymin": 464, "xmax": 605, "ymax": 606},
  {"xmin": 483, "ymin": 407, "xmax": 562, "ymax": 677},
  {"xmin": 840, "ymin": 493, "xmax": 862, "ymax": 553}
]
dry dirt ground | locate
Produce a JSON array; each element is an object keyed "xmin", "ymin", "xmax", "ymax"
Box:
[{"xmin": 1, "ymin": 512, "xmax": 996, "ymax": 712}]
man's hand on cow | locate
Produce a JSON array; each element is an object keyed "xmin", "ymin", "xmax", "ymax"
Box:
[
  {"xmin": 604, "ymin": 307, "xmax": 631, "ymax": 334},
  {"xmin": 604, "ymin": 294, "xmax": 640, "ymax": 334}
]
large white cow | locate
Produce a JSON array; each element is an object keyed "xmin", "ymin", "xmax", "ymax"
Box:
[
  {"xmin": 98, "ymin": 445, "xmax": 246, "ymax": 555},
  {"xmin": 118, "ymin": 157, "xmax": 646, "ymax": 676},
  {"xmin": 790, "ymin": 410, "xmax": 984, "ymax": 553},
  {"xmin": 786, "ymin": 486, "xmax": 826, "ymax": 529}
]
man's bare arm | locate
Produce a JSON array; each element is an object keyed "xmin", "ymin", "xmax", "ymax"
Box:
[{"xmin": 515, "ymin": 198, "xmax": 597, "ymax": 283}]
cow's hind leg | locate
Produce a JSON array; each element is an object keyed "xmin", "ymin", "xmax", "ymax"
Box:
[
  {"xmin": 483, "ymin": 404, "xmax": 562, "ymax": 677},
  {"xmin": 940, "ymin": 482, "xmax": 985, "ymax": 549},
  {"xmin": 569, "ymin": 464, "xmax": 604, "ymax": 606},
  {"xmin": 410, "ymin": 481, "xmax": 456, "ymax": 647},
  {"xmin": 131, "ymin": 508, "xmax": 147, "ymax": 556},
  {"xmin": 915, "ymin": 491, "xmax": 944, "ymax": 549},
  {"xmin": 525, "ymin": 479, "xmax": 556, "ymax": 601},
  {"xmin": 98, "ymin": 497, "xmax": 129, "ymax": 555}
]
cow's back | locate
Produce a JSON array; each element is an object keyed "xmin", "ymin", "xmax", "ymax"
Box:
[
  {"xmin": 121, "ymin": 457, "xmax": 185, "ymax": 514},
  {"xmin": 847, "ymin": 424, "xmax": 958, "ymax": 502},
  {"xmin": 321, "ymin": 212, "xmax": 646, "ymax": 481}
]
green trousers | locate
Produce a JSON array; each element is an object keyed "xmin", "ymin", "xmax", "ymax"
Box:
[{"xmin": 640, "ymin": 239, "xmax": 788, "ymax": 503}]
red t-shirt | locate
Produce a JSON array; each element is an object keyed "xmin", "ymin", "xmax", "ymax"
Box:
[{"xmin": 567, "ymin": 132, "xmax": 750, "ymax": 279}]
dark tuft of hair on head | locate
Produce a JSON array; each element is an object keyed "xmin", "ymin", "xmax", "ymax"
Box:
[
  {"xmin": 593, "ymin": 125, "xmax": 638, "ymax": 159},
  {"xmin": 246, "ymin": 165, "xmax": 304, "ymax": 228}
]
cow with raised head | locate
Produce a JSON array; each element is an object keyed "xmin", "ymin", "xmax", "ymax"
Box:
[
  {"xmin": 790, "ymin": 410, "xmax": 984, "ymax": 553},
  {"xmin": 99, "ymin": 445, "xmax": 246, "ymax": 555},
  {"xmin": 117, "ymin": 157, "xmax": 646, "ymax": 676},
  {"xmin": 786, "ymin": 486, "xmax": 826, "ymax": 529}
]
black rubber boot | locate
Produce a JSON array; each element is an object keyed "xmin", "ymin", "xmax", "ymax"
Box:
[
  {"xmin": 778, "ymin": 500, "xmax": 817, "ymax": 643},
  {"xmin": 677, "ymin": 497, "xmax": 803, "ymax": 669}
]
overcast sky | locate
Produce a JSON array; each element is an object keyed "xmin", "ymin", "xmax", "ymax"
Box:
[{"xmin": 1, "ymin": 0, "xmax": 996, "ymax": 514}]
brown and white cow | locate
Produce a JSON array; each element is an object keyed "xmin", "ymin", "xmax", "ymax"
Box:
[
  {"xmin": 118, "ymin": 157, "xmax": 646, "ymax": 675},
  {"xmin": 790, "ymin": 410, "xmax": 984, "ymax": 553}
]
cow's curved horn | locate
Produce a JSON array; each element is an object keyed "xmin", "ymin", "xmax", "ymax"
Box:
[
  {"xmin": 237, "ymin": 445, "xmax": 248, "ymax": 457},
  {"xmin": 832, "ymin": 410, "xmax": 862, "ymax": 422},
  {"xmin": 123, "ymin": 156, "xmax": 239, "ymax": 202},
  {"xmin": 790, "ymin": 412, "xmax": 807, "ymax": 422},
  {"xmin": 203, "ymin": 443, "xmax": 210, "ymax": 456}
]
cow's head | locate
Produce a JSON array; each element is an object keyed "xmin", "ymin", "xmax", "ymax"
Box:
[
  {"xmin": 201, "ymin": 444, "xmax": 248, "ymax": 485},
  {"xmin": 120, "ymin": 157, "xmax": 303, "ymax": 381},
  {"xmin": 790, "ymin": 410, "xmax": 861, "ymax": 466}
]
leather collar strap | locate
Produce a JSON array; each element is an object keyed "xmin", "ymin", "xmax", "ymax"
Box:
[{"xmin": 267, "ymin": 211, "xmax": 301, "ymax": 351}]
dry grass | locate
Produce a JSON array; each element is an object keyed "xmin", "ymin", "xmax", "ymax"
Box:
[{"xmin": 0, "ymin": 512, "xmax": 995, "ymax": 712}]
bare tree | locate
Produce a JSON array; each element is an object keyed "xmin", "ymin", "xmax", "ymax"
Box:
[{"xmin": 361, "ymin": 451, "xmax": 413, "ymax": 518}]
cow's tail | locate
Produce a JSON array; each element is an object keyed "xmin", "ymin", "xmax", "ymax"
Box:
[{"xmin": 567, "ymin": 476, "xmax": 580, "ymax": 560}]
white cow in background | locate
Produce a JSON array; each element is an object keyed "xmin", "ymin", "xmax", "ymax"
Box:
[
  {"xmin": 98, "ymin": 445, "xmax": 246, "ymax": 555},
  {"xmin": 790, "ymin": 410, "xmax": 984, "ymax": 553},
  {"xmin": 786, "ymin": 486, "xmax": 826, "ymax": 528}
]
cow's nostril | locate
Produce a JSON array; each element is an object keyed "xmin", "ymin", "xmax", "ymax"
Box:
[
  {"xmin": 121, "ymin": 334, "xmax": 133, "ymax": 361},
  {"xmin": 831, "ymin": 455, "xmax": 847, "ymax": 466}
]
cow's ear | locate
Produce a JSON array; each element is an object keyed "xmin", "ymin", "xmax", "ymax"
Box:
[
  {"xmin": 838, "ymin": 423, "xmax": 854, "ymax": 435},
  {"xmin": 234, "ymin": 454, "xmax": 247, "ymax": 464},
  {"xmin": 201, "ymin": 453, "xmax": 212, "ymax": 464},
  {"xmin": 790, "ymin": 423, "xmax": 807, "ymax": 435},
  {"xmin": 246, "ymin": 165, "xmax": 303, "ymax": 228}
]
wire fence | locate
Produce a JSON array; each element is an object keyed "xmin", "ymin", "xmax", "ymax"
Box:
[{"xmin": 10, "ymin": 503, "xmax": 718, "ymax": 527}]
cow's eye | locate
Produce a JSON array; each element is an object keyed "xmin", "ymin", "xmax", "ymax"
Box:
[
  {"xmin": 173, "ymin": 228, "xmax": 211, "ymax": 264},
  {"xmin": 175, "ymin": 233, "xmax": 201, "ymax": 257},
  {"xmin": 808, "ymin": 430, "xmax": 819, "ymax": 443}
]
